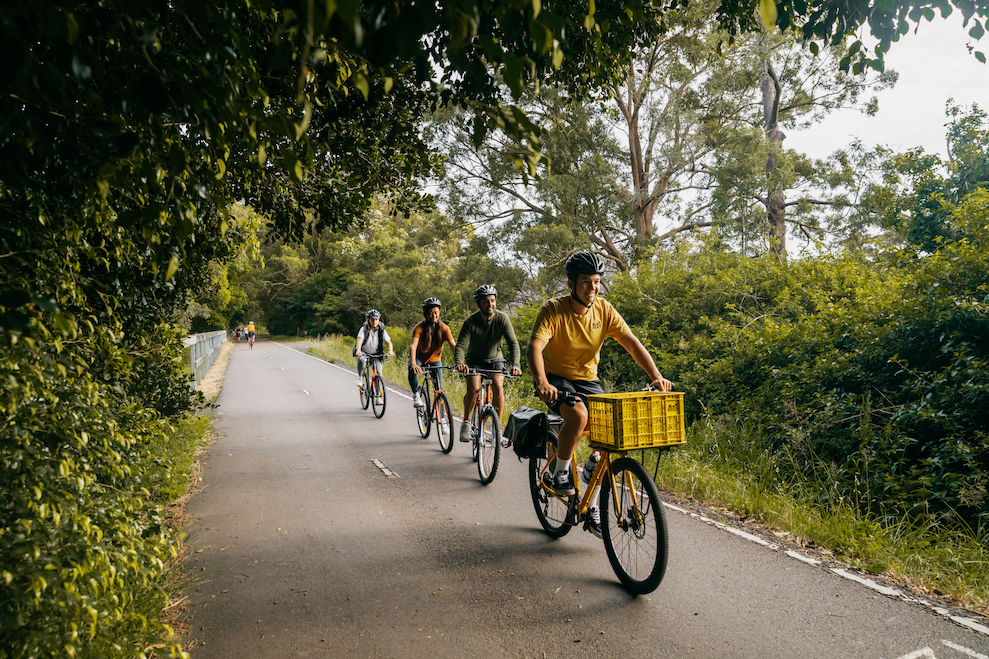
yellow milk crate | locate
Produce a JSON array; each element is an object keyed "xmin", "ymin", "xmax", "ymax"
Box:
[{"xmin": 587, "ymin": 391, "xmax": 686, "ymax": 450}]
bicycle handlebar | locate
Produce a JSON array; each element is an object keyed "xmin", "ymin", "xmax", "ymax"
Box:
[{"xmin": 457, "ymin": 367, "xmax": 520, "ymax": 378}]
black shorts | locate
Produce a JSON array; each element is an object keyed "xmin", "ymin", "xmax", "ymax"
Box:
[
  {"xmin": 546, "ymin": 373, "xmax": 604, "ymax": 414},
  {"xmin": 466, "ymin": 358, "xmax": 506, "ymax": 373}
]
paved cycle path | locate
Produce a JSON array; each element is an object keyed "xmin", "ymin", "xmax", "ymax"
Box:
[{"xmin": 181, "ymin": 340, "xmax": 989, "ymax": 658}]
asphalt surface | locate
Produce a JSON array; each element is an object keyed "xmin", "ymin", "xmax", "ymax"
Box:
[{"xmin": 181, "ymin": 339, "xmax": 989, "ymax": 658}]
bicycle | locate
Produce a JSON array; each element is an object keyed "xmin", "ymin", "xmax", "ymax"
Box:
[
  {"xmin": 248, "ymin": 332, "xmax": 255, "ymax": 349},
  {"xmin": 358, "ymin": 354, "xmax": 389, "ymax": 418},
  {"xmin": 461, "ymin": 368, "xmax": 518, "ymax": 485},
  {"xmin": 528, "ymin": 390, "xmax": 683, "ymax": 595},
  {"xmin": 414, "ymin": 364, "xmax": 454, "ymax": 454}
]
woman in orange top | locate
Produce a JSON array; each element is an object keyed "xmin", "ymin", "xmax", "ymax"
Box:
[{"xmin": 408, "ymin": 297, "xmax": 456, "ymax": 408}]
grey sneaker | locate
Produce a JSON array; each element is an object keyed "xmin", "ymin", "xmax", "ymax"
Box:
[
  {"xmin": 459, "ymin": 421, "xmax": 473, "ymax": 442},
  {"xmin": 540, "ymin": 468, "xmax": 575, "ymax": 496},
  {"xmin": 585, "ymin": 506, "xmax": 603, "ymax": 539}
]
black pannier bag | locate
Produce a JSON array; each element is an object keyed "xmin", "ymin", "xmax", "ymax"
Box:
[{"xmin": 505, "ymin": 406, "xmax": 547, "ymax": 460}]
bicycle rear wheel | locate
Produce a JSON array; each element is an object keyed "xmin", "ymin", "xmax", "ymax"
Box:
[
  {"xmin": 416, "ymin": 381, "xmax": 432, "ymax": 438},
  {"xmin": 435, "ymin": 392, "xmax": 454, "ymax": 454},
  {"xmin": 477, "ymin": 408, "xmax": 501, "ymax": 485},
  {"xmin": 528, "ymin": 437, "xmax": 572, "ymax": 538},
  {"xmin": 600, "ymin": 457, "xmax": 669, "ymax": 594},
  {"xmin": 371, "ymin": 375, "xmax": 386, "ymax": 418},
  {"xmin": 359, "ymin": 369, "xmax": 370, "ymax": 409}
]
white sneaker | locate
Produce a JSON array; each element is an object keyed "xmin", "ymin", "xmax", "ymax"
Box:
[
  {"xmin": 586, "ymin": 506, "xmax": 603, "ymax": 539},
  {"xmin": 357, "ymin": 378, "xmax": 363, "ymax": 388},
  {"xmin": 459, "ymin": 422, "xmax": 473, "ymax": 442},
  {"xmin": 413, "ymin": 392, "xmax": 424, "ymax": 408}
]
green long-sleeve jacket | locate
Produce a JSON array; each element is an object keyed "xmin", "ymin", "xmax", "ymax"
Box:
[{"xmin": 454, "ymin": 310, "xmax": 521, "ymax": 368}]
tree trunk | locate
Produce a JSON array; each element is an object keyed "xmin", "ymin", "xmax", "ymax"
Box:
[
  {"xmin": 628, "ymin": 107, "xmax": 654, "ymax": 262},
  {"xmin": 763, "ymin": 61, "xmax": 787, "ymax": 259}
]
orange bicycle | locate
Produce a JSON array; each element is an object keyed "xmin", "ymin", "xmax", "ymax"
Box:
[
  {"xmin": 462, "ymin": 368, "xmax": 518, "ymax": 484},
  {"xmin": 415, "ymin": 364, "xmax": 454, "ymax": 453}
]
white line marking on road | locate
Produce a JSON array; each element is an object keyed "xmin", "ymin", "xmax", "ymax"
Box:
[
  {"xmin": 831, "ymin": 568, "xmax": 902, "ymax": 597},
  {"xmin": 895, "ymin": 649, "xmax": 937, "ymax": 659},
  {"xmin": 302, "ymin": 390, "xmax": 309, "ymax": 396},
  {"xmin": 370, "ymin": 459, "xmax": 399, "ymax": 478},
  {"xmin": 274, "ymin": 342, "xmax": 415, "ymax": 402},
  {"xmin": 661, "ymin": 502, "xmax": 690, "ymax": 514},
  {"xmin": 943, "ymin": 640, "xmax": 989, "ymax": 658},
  {"xmin": 785, "ymin": 550, "xmax": 821, "ymax": 566},
  {"xmin": 935, "ymin": 611, "xmax": 989, "ymax": 637}
]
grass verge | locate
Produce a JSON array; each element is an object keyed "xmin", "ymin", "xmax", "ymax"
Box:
[{"xmin": 642, "ymin": 417, "xmax": 989, "ymax": 614}]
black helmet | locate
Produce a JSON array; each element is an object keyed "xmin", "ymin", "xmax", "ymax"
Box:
[
  {"xmin": 565, "ymin": 251, "xmax": 607, "ymax": 279},
  {"xmin": 366, "ymin": 309, "xmax": 381, "ymax": 320},
  {"xmin": 422, "ymin": 297, "xmax": 441, "ymax": 311},
  {"xmin": 473, "ymin": 284, "xmax": 497, "ymax": 300}
]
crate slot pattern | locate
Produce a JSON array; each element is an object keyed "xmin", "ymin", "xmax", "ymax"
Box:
[{"xmin": 587, "ymin": 392, "xmax": 686, "ymax": 450}]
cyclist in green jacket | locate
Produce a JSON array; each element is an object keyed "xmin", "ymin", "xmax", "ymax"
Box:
[{"xmin": 455, "ymin": 285, "xmax": 522, "ymax": 442}]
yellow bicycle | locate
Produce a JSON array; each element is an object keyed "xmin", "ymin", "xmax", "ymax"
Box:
[{"xmin": 529, "ymin": 390, "xmax": 685, "ymax": 594}]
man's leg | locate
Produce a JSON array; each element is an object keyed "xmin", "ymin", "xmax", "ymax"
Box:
[
  {"xmin": 462, "ymin": 374, "xmax": 480, "ymax": 420},
  {"xmin": 555, "ymin": 400, "xmax": 588, "ymax": 462},
  {"xmin": 461, "ymin": 373, "xmax": 480, "ymax": 441},
  {"xmin": 490, "ymin": 373, "xmax": 505, "ymax": 420},
  {"xmin": 357, "ymin": 355, "xmax": 368, "ymax": 387}
]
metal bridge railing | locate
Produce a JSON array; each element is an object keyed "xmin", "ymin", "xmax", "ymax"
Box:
[{"xmin": 184, "ymin": 330, "xmax": 227, "ymax": 388}]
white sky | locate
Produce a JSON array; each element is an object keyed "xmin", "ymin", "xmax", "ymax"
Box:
[{"xmin": 787, "ymin": 13, "xmax": 989, "ymax": 160}]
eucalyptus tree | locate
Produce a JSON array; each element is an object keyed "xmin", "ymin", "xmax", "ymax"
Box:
[{"xmin": 708, "ymin": 27, "xmax": 897, "ymax": 257}]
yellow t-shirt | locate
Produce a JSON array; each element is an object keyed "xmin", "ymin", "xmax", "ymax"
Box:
[
  {"xmin": 247, "ymin": 323, "xmax": 255, "ymax": 333},
  {"xmin": 530, "ymin": 296, "xmax": 630, "ymax": 381}
]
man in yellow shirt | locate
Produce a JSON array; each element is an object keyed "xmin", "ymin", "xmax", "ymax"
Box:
[{"xmin": 527, "ymin": 252, "xmax": 673, "ymax": 501}]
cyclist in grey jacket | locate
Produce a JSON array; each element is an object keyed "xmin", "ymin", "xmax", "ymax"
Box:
[{"xmin": 454, "ymin": 285, "xmax": 522, "ymax": 442}]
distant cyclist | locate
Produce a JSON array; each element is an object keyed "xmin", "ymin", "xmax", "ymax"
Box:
[
  {"xmin": 409, "ymin": 298, "xmax": 456, "ymax": 408},
  {"xmin": 527, "ymin": 252, "xmax": 673, "ymax": 504},
  {"xmin": 246, "ymin": 321, "xmax": 256, "ymax": 344},
  {"xmin": 454, "ymin": 284, "xmax": 522, "ymax": 442},
  {"xmin": 354, "ymin": 309, "xmax": 395, "ymax": 387}
]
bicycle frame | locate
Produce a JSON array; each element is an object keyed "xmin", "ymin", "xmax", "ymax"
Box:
[{"xmin": 536, "ymin": 440, "xmax": 636, "ymax": 528}]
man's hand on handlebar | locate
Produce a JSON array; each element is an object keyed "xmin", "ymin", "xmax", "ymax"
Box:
[
  {"xmin": 456, "ymin": 363, "xmax": 470, "ymax": 374},
  {"xmin": 510, "ymin": 365, "xmax": 522, "ymax": 377},
  {"xmin": 651, "ymin": 376, "xmax": 674, "ymax": 392},
  {"xmin": 355, "ymin": 350, "xmax": 362, "ymax": 358},
  {"xmin": 534, "ymin": 379, "xmax": 558, "ymax": 404}
]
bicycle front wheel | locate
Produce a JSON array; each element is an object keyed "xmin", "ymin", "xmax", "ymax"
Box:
[
  {"xmin": 470, "ymin": 407, "xmax": 480, "ymax": 462},
  {"xmin": 416, "ymin": 383, "xmax": 431, "ymax": 438},
  {"xmin": 476, "ymin": 409, "xmax": 501, "ymax": 485},
  {"xmin": 435, "ymin": 393, "xmax": 454, "ymax": 454},
  {"xmin": 528, "ymin": 437, "xmax": 572, "ymax": 538},
  {"xmin": 360, "ymin": 370, "xmax": 370, "ymax": 409},
  {"xmin": 600, "ymin": 457, "xmax": 669, "ymax": 595},
  {"xmin": 371, "ymin": 375, "xmax": 386, "ymax": 418}
]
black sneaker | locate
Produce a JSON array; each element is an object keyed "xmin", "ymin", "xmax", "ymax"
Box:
[
  {"xmin": 540, "ymin": 468, "xmax": 575, "ymax": 496},
  {"xmin": 585, "ymin": 506, "xmax": 603, "ymax": 539}
]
